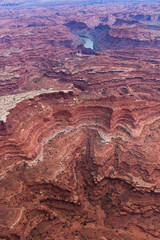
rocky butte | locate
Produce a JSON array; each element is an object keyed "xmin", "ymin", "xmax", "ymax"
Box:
[{"xmin": 0, "ymin": 0, "xmax": 160, "ymax": 239}]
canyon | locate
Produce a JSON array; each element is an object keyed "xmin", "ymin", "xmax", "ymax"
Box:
[{"xmin": 0, "ymin": 0, "xmax": 160, "ymax": 239}]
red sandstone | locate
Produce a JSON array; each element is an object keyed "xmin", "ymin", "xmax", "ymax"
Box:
[{"xmin": 0, "ymin": 1, "xmax": 160, "ymax": 240}]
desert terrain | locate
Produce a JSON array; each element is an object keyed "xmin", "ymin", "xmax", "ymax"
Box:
[{"xmin": 0, "ymin": 0, "xmax": 160, "ymax": 239}]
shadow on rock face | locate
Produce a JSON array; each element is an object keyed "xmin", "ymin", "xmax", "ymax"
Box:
[
  {"xmin": 64, "ymin": 21, "xmax": 88, "ymax": 31},
  {"xmin": 77, "ymin": 44, "xmax": 99, "ymax": 55}
]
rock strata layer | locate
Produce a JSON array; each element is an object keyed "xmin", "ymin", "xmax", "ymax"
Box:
[{"xmin": 0, "ymin": 1, "xmax": 160, "ymax": 239}]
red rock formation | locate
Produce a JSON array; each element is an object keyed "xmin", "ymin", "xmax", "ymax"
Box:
[{"xmin": 0, "ymin": 1, "xmax": 160, "ymax": 240}]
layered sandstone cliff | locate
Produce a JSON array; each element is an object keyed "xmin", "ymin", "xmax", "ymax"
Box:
[{"xmin": 0, "ymin": 1, "xmax": 160, "ymax": 240}]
